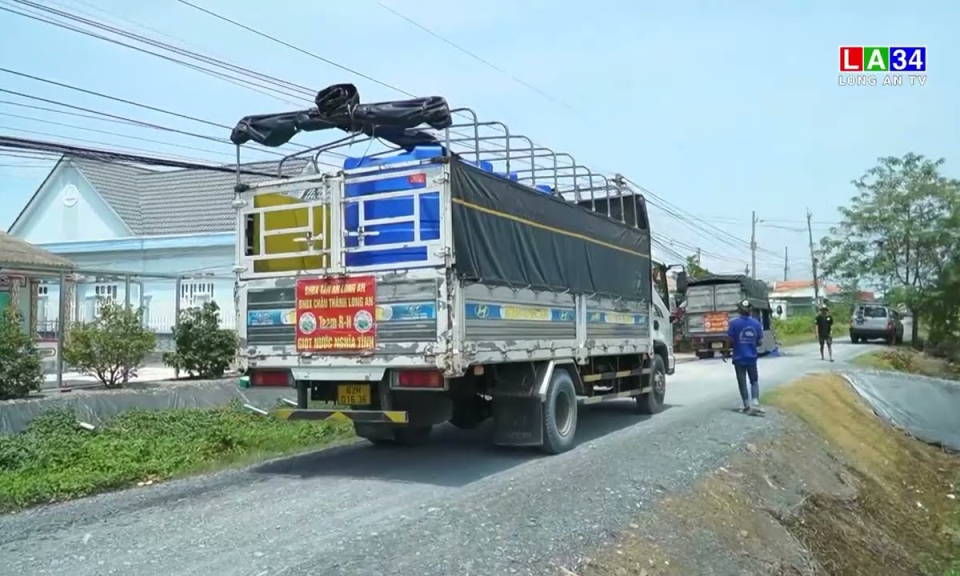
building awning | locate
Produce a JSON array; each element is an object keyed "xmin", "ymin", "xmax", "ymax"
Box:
[{"xmin": 0, "ymin": 232, "xmax": 75, "ymax": 272}]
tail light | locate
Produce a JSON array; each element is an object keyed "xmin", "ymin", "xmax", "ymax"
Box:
[
  {"xmin": 395, "ymin": 370, "xmax": 444, "ymax": 389},
  {"xmin": 250, "ymin": 370, "xmax": 290, "ymax": 387}
]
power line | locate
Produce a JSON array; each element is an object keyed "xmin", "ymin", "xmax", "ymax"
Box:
[
  {"xmin": 0, "ymin": 135, "xmax": 284, "ymax": 177},
  {"xmin": 1, "ymin": 1, "xmax": 308, "ymax": 106},
  {"xmin": 175, "ymin": 0, "xmax": 415, "ymax": 98},
  {"xmin": 0, "ymin": 111, "xmax": 237, "ymax": 159},
  {"xmin": 0, "ymin": 86, "xmax": 343, "ymax": 168},
  {"xmin": 375, "ymin": 1, "xmax": 578, "ymax": 114},
  {"xmin": 0, "ymin": 124, "xmax": 229, "ymax": 164},
  {"xmin": 2, "ymin": 2, "xmax": 528, "ymax": 171}
]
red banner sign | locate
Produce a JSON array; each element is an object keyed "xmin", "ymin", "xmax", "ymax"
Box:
[
  {"xmin": 295, "ymin": 276, "xmax": 377, "ymax": 352},
  {"xmin": 704, "ymin": 311, "xmax": 730, "ymax": 333}
]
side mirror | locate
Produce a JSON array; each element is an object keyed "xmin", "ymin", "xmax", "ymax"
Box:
[{"xmin": 675, "ymin": 270, "xmax": 688, "ymax": 293}]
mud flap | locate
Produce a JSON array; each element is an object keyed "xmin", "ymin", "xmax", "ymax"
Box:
[{"xmin": 492, "ymin": 396, "xmax": 543, "ymax": 447}]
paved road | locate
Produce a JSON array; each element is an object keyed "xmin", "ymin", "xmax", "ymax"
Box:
[{"xmin": 0, "ymin": 341, "xmax": 877, "ymax": 576}]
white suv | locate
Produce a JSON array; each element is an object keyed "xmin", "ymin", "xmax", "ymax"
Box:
[{"xmin": 849, "ymin": 304, "xmax": 904, "ymax": 345}]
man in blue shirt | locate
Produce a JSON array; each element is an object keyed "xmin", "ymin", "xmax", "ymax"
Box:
[{"xmin": 726, "ymin": 300, "xmax": 764, "ymax": 413}]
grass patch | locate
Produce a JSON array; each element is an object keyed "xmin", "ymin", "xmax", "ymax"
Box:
[
  {"xmin": 767, "ymin": 374, "xmax": 960, "ymax": 574},
  {"xmin": 0, "ymin": 401, "xmax": 354, "ymax": 512},
  {"xmin": 850, "ymin": 347, "xmax": 960, "ymax": 380}
]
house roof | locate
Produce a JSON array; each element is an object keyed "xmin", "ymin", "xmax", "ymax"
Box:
[
  {"xmin": 0, "ymin": 232, "xmax": 75, "ymax": 271},
  {"xmin": 10, "ymin": 156, "xmax": 313, "ymax": 236},
  {"xmin": 770, "ymin": 280, "xmax": 841, "ymax": 295}
]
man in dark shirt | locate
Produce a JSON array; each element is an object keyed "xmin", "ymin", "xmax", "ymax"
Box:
[{"xmin": 815, "ymin": 304, "xmax": 834, "ymax": 362}]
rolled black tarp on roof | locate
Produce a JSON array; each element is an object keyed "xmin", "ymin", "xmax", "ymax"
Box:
[
  {"xmin": 449, "ymin": 160, "xmax": 652, "ymax": 300},
  {"xmin": 687, "ymin": 274, "xmax": 769, "ymax": 302},
  {"xmin": 230, "ymin": 83, "xmax": 453, "ymax": 150}
]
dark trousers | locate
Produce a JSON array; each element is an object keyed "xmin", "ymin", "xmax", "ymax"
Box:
[{"xmin": 734, "ymin": 362, "xmax": 759, "ymax": 405}]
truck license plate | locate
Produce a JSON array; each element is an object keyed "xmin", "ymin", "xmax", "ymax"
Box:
[
  {"xmin": 711, "ymin": 342, "xmax": 725, "ymax": 349},
  {"xmin": 337, "ymin": 384, "xmax": 370, "ymax": 406}
]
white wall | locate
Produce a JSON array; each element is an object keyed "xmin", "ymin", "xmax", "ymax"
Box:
[
  {"xmin": 36, "ymin": 245, "xmax": 236, "ymax": 334},
  {"xmin": 10, "ymin": 163, "xmax": 131, "ymax": 243}
]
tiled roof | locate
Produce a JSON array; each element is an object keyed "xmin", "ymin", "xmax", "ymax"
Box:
[
  {"xmin": 0, "ymin": 232, "xmax": 75, "ymax": 270},
  {"xmin": 65, "ymin": 157, "xmax": 312, "ymax": 236},
  {"xmin": 771, "ymin": 280, "xmax": 840, "ymax": 295}
]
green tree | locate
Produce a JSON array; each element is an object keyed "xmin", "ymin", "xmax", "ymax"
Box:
[
  {"xmin": 63, "ymin": 301, "xmax": 157, "ymax": 388},
  {"xmin": 0, "ymin": 305, "xmax": 43, "ymax": 400},
  {"xmin": 819, "ymin": 153, "xmax": 960, "ymax": 343},
  {"xmin": 163, "ymin": 301, "xmax": 238, "ymax": 379},
  {"xmin": 685, "ymin": 254, "xmax": 711, "ymax": 278}
]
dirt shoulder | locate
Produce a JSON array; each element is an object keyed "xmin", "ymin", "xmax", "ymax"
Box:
[{"xmin": 576, "ymin": 373, "xmax": 960, "ymax": 576}]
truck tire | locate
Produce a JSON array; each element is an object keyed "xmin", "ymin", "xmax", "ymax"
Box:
[
  {"xmin": 541, "ymin": 369, "xmax": 578, "ymax": 455},
  {"xmin": 637, "ymin": 355, "xmax": 666, "ymax": 415},
  {"xmin": 695, "ymin": 351, "xmax": 715, "ymax": 360}
]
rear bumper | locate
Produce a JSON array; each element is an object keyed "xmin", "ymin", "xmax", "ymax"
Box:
[
  {"xmin": 270, "ymin": 407, "xmax": 409, "ymax": 424},
  {"xmin": 850, "ymin": 328, "xmax": 894, "ymax": 339},
  {"xmin": 690, "ymin": 334, "xmax": 729, "ymax": 353}
]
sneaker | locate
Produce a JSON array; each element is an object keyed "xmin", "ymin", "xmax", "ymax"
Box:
[{"xmin": 740, "ymin": 405, "xmax": 751, "ymax": 413}]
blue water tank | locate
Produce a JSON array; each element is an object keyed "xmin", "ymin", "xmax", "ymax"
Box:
[{"xmin": 342, "ymin": 147, "xmax": 445, "ymax": 267}]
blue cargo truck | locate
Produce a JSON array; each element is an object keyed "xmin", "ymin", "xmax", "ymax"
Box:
[{"xmin": 232, "ymin": 84, "xmax": 682, "ymax": 453}]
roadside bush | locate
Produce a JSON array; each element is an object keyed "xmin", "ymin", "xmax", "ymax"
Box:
[
  {"xmin": 0, "ymin": 305, "xmax": 43, "ymax": 400},
  {"xmin": 63, "ymin": 301, "xmax": 156, "ymax": 388},
  {"xmin": 163, "ymin": 301, "xmax": 238, "ymax": 379},
  {"xmin": 773, "ymin": 315, "xmax": 816, "ymax": 336}
]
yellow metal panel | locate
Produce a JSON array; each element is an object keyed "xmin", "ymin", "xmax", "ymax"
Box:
[{"xmin": 251, "ymin": 193, "xmax": 332, "ymax": 273}]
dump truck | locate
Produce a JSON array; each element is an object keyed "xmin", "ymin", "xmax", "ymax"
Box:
[
  {"xmin": 232, "ymin": 83, "xmax": 682, "ymax": 453},
  {"xmin": 683, "ymin": 274, "xmax": 776, "ymax": 359}
]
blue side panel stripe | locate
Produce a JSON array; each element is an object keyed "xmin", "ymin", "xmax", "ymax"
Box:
[
  {"xmin": 247, "ymin": 302, "xmax": 436, "ymax": 327},
  {"xmin": 464, "ymin": 303, "xmax": 575, "ymax": 322},
  {"xmin": 248, "ymin": 302, "xmax": 647, "ymax": 326},
  {"xmin": 586, "ymin": 311, "xmax": 648, "ymax": 325}
]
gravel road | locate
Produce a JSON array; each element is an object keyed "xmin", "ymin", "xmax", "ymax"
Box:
[{"xmin": 0, "ymin": 341, "xmax": 875, "ymax": 576}]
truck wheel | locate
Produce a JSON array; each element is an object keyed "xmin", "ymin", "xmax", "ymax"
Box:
[
  {"xmin": 637, "ymin": 355, "xmax": 666, "ymax": 415},
  {"xmin": 850, "ymin": 335, "xmax": 859, "ymax": 344},
  {"xmin": 541, "ymin": 369, "xmax": 578, "ymax": 455}
]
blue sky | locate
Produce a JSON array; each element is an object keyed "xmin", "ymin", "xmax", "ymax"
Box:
[{"xmin": 0, "ymin": 0, "xmax": 956, "ymax": 281}]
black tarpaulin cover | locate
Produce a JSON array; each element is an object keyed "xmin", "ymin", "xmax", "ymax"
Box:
[
  {"xmin": 450, "ymin": 160, "xmax": 652, "ymax": 300},
  {"xmin": 843, "ymin": 371, "xmax": 960, "ymax": 452},
  {"xmin": 687, "ymin": 274, "xmax": 769, "ymax": 301},
  {"xmin": 230, "ymin": 83, "xmax": 453, "ymax": 149}
]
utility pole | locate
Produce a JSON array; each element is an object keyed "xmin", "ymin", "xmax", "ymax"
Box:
[
  {"xmin": 750, "ymin": 210, "xmax": 757, "ymax": 279},
  {"xmin": 806, "ymin": 208, "xmax": 820, "ymax": 304},
  {"xmin": 783, "ymin": 246, "xmax": 789, "ymax": 281},
  {"xmin": 695, "ymin": 247, "xmax": 701, "ymax": 266}
]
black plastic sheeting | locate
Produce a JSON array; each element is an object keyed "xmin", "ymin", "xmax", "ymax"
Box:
[
  {"xmin": 450, "ymin": 161, "xmax": 652, "ymax": 300},
  {"xmin": 687, "ymin": 274, "xmax": 769, "ymax": 301},
  {"xmin": 844, "ymin": 370, "xmax": 960, "ymax": 452},
  {"xmin": 230, "ymin": 83, "xmax": 453, "ymax": 149}
]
